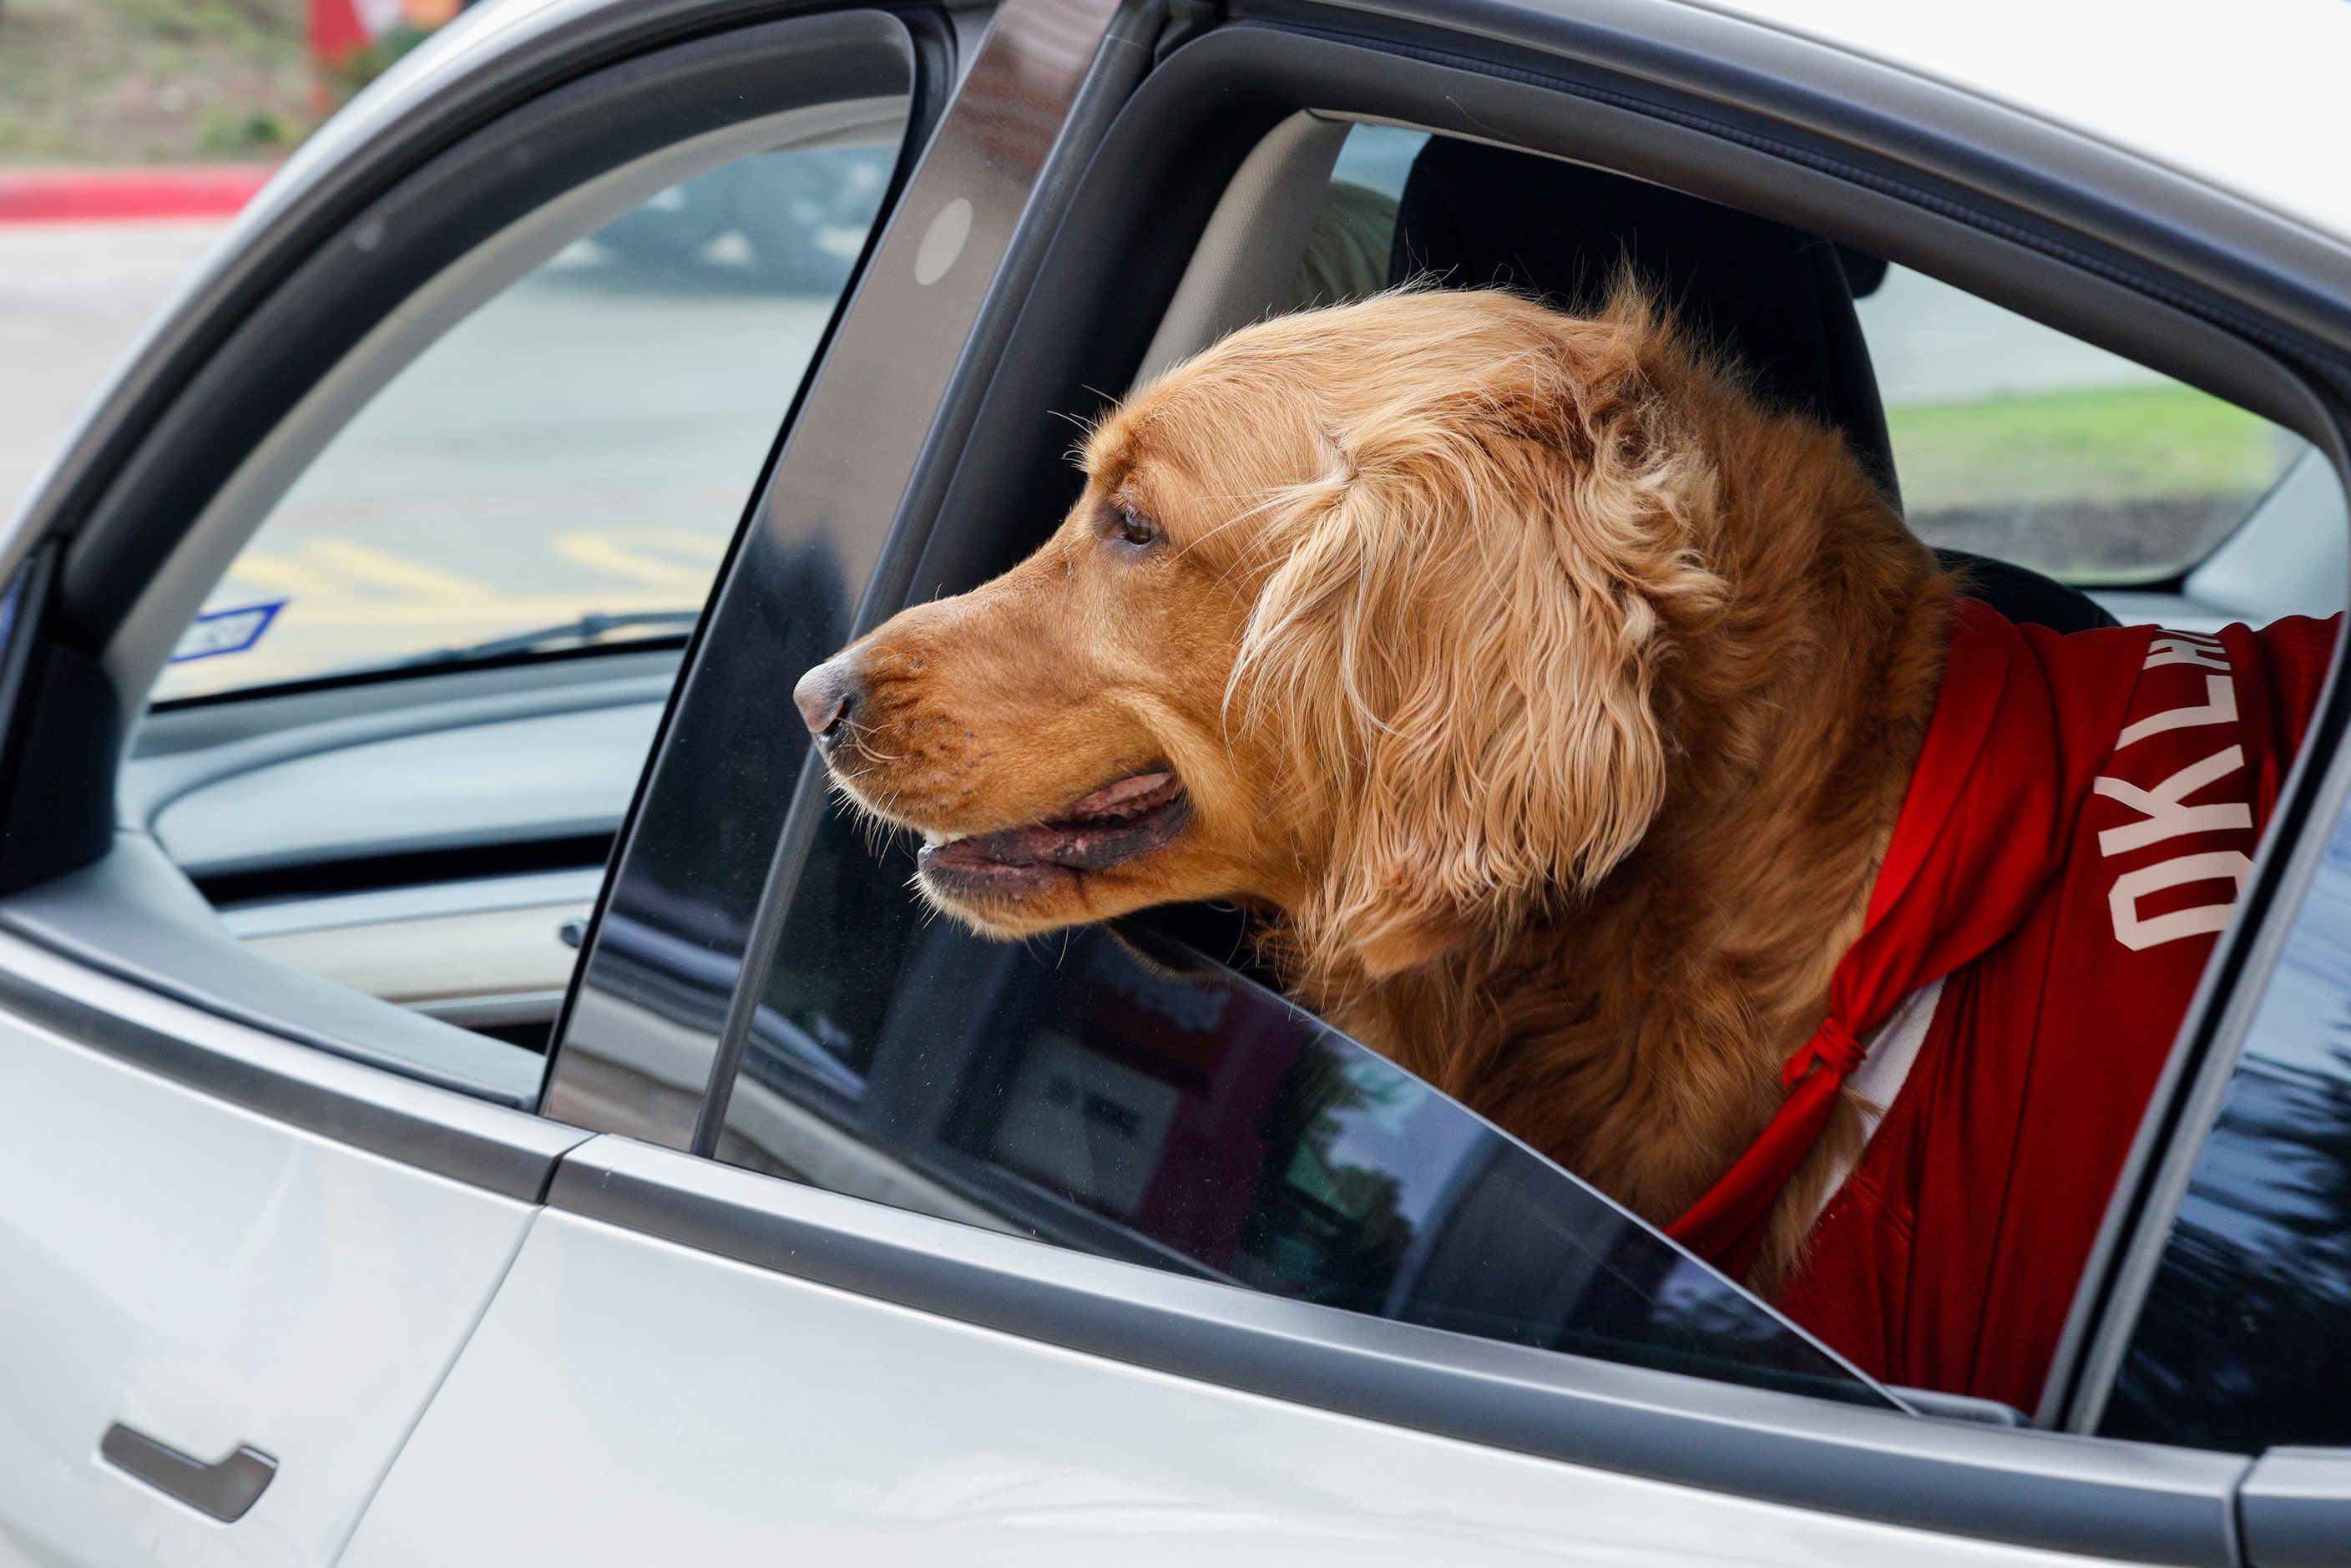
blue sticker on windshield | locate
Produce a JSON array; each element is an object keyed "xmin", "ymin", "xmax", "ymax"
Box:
[{"xmin": 170, "ymin": 600, "xmax": 285, "ymax": 664}]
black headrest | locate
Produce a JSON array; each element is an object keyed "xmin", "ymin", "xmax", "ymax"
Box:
[{"xmin": 1387, "ymin": 139, "xmax": 1901, "ymax": 503}]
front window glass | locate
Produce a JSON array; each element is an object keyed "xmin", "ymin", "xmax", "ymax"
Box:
[{"xmin": 152, "ymin": 126, "xmax": 900, "ymax": 701}]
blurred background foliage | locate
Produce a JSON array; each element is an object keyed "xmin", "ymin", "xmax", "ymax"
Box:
[
  {"xmin": 0, "ymin": 0, "xmax": 457, "ymax": 164},
  {"xmin": 0, "ymin": 0, "xmax": 313, "ymax": 161}
]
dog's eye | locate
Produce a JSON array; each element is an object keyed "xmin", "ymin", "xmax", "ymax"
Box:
[{"xmin": 1114, "ymin": 507, "xmax": 1160, "ymax": 548}]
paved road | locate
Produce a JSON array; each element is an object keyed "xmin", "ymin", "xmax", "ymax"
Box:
[
  {"xmin": 0, "ymin": 220, "xmax": 228, "ymax": 525},
  {"xmin": 169, "ymin": 261, "xmax": 836, "ymax": 697}
]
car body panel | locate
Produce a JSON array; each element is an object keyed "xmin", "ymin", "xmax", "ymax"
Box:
[
  {"xmin": 0, "ymin": 1004, "xmax": 534, "ymax": 1565},
  {"xmin": 341, "ymin": 1207, "xmax": 2126, "ymax": 1568}
]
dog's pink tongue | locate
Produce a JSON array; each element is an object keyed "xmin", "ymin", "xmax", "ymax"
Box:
[
  {"xmin": 940, "ymin": 770, "xmax": 1189, "ymax": 873},
  {"xmin": 1065, "ymin": 771, "xmax": 1175, "ymax": 819}
]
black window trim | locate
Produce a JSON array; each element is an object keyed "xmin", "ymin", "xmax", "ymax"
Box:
[{"xmin": 541, "ymin": 0, "xmax": 1166, "ymax": 1146}]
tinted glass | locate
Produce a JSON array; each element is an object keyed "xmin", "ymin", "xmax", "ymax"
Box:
[
  {"xmin": 2105, "ymin": 776, "xmax": 2351, "ymax": 1452},
  {"xmin": 153, "ymin": 122, "xmax": 902, "ymax": 701},
  {"xmin": 721, "ymin": 826, "xmax": 1888, "ymax": 1406}
]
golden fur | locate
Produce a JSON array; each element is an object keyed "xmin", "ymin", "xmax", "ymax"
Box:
[{"xmin": 808, "ymin": 288, "xmax": 1953, "ymax": 1291}]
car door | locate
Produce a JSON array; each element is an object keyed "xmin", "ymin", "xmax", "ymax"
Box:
[
  {"xmin": 2060, "ymin": 624, "xmax": 2351, "ymax": 1562},
  {"xmin": 339, "ymin": 0, "xmax": 2350, "ymax": 1561},
  {"xmin": 0, "ymin": 1, "xmax": 937, "ymax": 1560}
]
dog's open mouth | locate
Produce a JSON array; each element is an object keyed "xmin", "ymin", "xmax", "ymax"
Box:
[{"xmin": 918, "ymin": 768, "xmax": 1191, "ymax": 898}]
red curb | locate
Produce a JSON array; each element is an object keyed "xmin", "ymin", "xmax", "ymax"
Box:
[{"xmin": 0, "ymin": 165, "xmax": 277, "ymax": 224}]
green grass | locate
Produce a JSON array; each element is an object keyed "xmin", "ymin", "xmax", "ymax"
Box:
[
  {"xmin": 1885, "ymin": 382, "xmax": 2284, "ymax": 513},
  {"xmin": 0, "ymin": 0, "xmax": 315, "ymax": 164}
]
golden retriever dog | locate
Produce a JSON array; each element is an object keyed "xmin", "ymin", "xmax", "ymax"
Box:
[{"xmin": 792, "ymin": 288, "xmax": 1949, "ymax": 1292}]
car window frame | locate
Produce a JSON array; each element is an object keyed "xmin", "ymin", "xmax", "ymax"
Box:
[
  {"xmin": 519, "ymin": 3, "xmax": 2351, "ymax": 1551},
  {"xmin": 2068, "ymin": 656, "xmax": 2351, "ymax": 1449},
  {"xmin": 0, "ymin": 3, "xmax": 947, "ymax": 1102}
]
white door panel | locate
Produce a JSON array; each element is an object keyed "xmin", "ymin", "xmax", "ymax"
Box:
[
  {"xmin": 0, "ymin": 1015, "xmax": 534, "ymax": 1566},
  {"xmin": 344, "ymin": 1211, "xmax": 2119, "ymax": 1567}
]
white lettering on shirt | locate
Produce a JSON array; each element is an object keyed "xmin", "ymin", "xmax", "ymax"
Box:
[
  {"xmin": 2095, "ymin": 746, "xmax": 2253, "ymax": 856},
  {"xmin": 2115, "ymin": 674, "xmax": 2238, "ymax": 750},
  {"xmin": 2146, "ymin": 635, "xmax": 2231, "ymax": 670},
  {"xmin": 2108, "ymin": 851, "xmax": 2252, "ymax": 951},
  {"xmin": 2101, "ymin": 634, "xmax": 2253, "ymax": 949}
]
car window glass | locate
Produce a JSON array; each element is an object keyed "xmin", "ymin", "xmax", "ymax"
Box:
[
  {"xmin": 1854, "ymin": 266, "xmax": 2342, "ymax": 619},
  {"xmin": 151, "ymin": 124, "xmax": 901, "ymax": 702},
  {"xmin": 1284, "ymin": 124, "xmax": 1424, "ymax": 311},
  {"xmin": 123, "ymin": 91, "xmax": 910, "ymax": 1062},
  {"xmin": 716, "ymin": 871, "xmax": 1890, "ymax": 1406},
  {"xmin": 2101, "ymin": 776, "xmax": 2351, "ymax": 1453}
]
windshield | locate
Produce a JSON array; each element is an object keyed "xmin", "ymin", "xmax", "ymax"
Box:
[{"xmin": 151, "ymin": 134, "xmax": 897, "ymax": 702}]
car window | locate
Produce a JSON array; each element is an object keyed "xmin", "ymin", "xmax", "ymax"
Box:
[
  {"xmin": 2100, "ymin": 778, "xmax": 2351, "ymax": 1453},
  {"xmin": 151, "ymin": 123, "xmax": 901, "ymax": 703},
  {"xmin": 717, "ymin": 848, "xmax": 1889, "ymax": 1405},
  {"xmin": 710, "ymin": 117, "xmax": 1894, "ymax": 1393},
  {"xmin": 112, "ymin": 71, "xmax": 914, "ymax": 1062},
  {"xmin": 687, "ymin": 116, "xmax": 2345, "ymax": 1424},
  {"xmin": 1853, "ymin": 265, "xmax": 2343, "ymax": 621}
]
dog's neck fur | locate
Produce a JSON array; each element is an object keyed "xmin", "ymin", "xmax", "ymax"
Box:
[{"xmin": 1298, "ymin": 365, "xmax": 1953, "ymax": 1295}]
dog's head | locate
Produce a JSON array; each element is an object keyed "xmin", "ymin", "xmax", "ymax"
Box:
[{"xmin": 796, "ymin": 289, "xmax": 1727, "ymax": 980}]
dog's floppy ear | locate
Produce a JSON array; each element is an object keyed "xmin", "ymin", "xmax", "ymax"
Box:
[{"xmin": 1236, "ymin": 298, "xmax": 1726, "ymax": 980}]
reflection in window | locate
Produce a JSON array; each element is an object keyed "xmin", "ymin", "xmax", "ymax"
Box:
[
  {"xmin": 725, "ymin": 813, "xmax": 1890, "ymax": 1406},
  {"xmin": 2105, "ymin": 790, "xmax": 2351, "ymax": 1452}
]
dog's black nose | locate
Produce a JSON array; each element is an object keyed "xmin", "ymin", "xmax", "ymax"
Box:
[{"xmin": 794, "ymin": 658, "xmax": 859, "ymax": 741}]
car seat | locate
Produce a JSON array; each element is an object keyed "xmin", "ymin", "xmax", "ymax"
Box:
[{"xmin": 1387, "ymin": 139, "xmax": 2118, "ymax": 635}]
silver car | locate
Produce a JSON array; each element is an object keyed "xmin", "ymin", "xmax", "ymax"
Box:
[{"xmin": 2, "ymin": 0, "xmax": 2348, "ymax": 1560}]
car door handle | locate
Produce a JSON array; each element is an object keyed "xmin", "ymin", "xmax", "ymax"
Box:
[{"xmin": 99, "ymin": 1422, "xmax": 277, "ymax": 1522}]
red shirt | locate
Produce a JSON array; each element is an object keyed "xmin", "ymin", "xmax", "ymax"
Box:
[{"xmin": 1777, "ymin": 611, "xmax": 2338, "ymax": 1411}]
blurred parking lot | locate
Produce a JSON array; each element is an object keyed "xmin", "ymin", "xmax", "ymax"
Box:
[
  {"xmin": 0, "ymin": 133, "xmax": 889, "ymax": 701},
  {"xmin": 0, "ymin": 216, "xmax": 227, "ymax": 521},
  {"xmin": 0, "ymin": 216, "xmax": 832, "ymax": 695}
]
